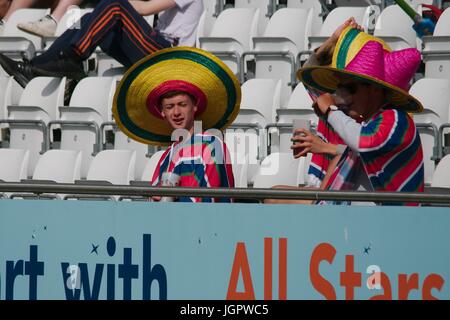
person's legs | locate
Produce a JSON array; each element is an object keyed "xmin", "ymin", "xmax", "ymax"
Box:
[
  {"xmin": 33, "ymin": 0, "xmax": 170, "ymax": 68},
  {"xmin": 0, "ymin": 0, "xmax": 11, "ymax": 19},
  {"xmin": 3, "ymin": 0, "xmax": 39, "ymax": 20},
  {"xmin": 0, "ymin": 0, "xmax": 171, "ymax": 87}
]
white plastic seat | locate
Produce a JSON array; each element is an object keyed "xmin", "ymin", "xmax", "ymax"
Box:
[
  {"xmin": 431, "ymin": 154, "xmax": 450, "ymax": 188},
  {"xmin": 199, "ymin": 8, "xmax": 260, "ymax": 76},
  {"xmin": 252, "ymin": 152, "xmax": 308, "ymax": 188},
  {"xmin": 422, "ymin": 8, "xmax": 450, "ymax": 80},
  {"xmin": 308, "ymin": 6, "xmax": 372, "ymax": 51},
  {"xmin": 196, "ymin": 1, "xmax": 218, "ymax": 46},
  {"xmin": 235, "ymin": 0, "xmax": 272, "ymax": 35},
  {"xmin": 230, "ymin": 78, "xmax": 281, "ymax": 168},
  {"xmin": 32, "ymin": 150, "xmax": 82, "ymax": 183},
  {"xmin": 374, "ymin": 5, "xmax": 418, "ymax": 50},
  {"xmin": 410, "ymin": 78, "xmax": 450, "ymax": 184},
  {"xmin": 0, "ymin": 8, "xmax": 48, "ymax": 60},
  {"xmin": 114, "ymin": 130, "xmax": 151, "ymax": 180},
  {"xmin": 0, "ymin": 76, "xmax": 13, "ymax": 141},
  {"xmin": 286, "ymin": 0, "xmax": 323, "ymax": 36},
  {"xmin": 0, "ymin": 76, "xmax": 13, "ymax": 120},
  {"xmin": 274, "ymin": 82, "xmax": 318, "ymax": 153},
  {"xmin": 86, "ymin": 150, "xmax": 136, "ymax": 185},
  {"xmin": 0, "ymin": 149, "xmax": 29, "ymax": 182},
  {"xmin": 140, "ymin": 150, "xmax": 166, "ymax": 182},
  {"xmin": 229, "ymin": 151, "xmax": 248, "ymax": 188},
  {"xmin": 225, "ymin": 127, "xmax": 259, "ymax": 185},
  {"xmin": 57, "ymin": 77, "xmax": 116, "ymax": 178},
  {"xmin": 6, "ymin": 77, "xmax": 66, "ymax": 177},
  {"xmin": 251, "ymin": 8, "xmax": 313, "ymax": 105}
]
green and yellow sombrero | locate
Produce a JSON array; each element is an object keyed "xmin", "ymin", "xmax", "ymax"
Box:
[
  {"xmin": 113, "ymin": 47, "xmax": 241, "ymax": 146},
  {"xmin": 297, "ymin": 26, "xmax": 424, "ymax": 113}
]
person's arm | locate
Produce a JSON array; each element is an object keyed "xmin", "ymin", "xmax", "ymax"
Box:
[
  {"xmin": 130, "ymin": 0, "xmax": 176, "ymax": 16},
  {"xmin": 291, "ymin": 128, "xmax": 346, "ymax": 158},
  {"xmin": 315, "ymin": 93, "xmax": 362, "ymax": 151}
]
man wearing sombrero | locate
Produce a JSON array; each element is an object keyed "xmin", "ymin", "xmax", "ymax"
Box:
[
  {"xmin": 113, "ymin": 47, "xmax": 240, "ymax": 202},
  {"xmin": 296, "ymin": 19, "xmax": 425, "ymax": 204}
]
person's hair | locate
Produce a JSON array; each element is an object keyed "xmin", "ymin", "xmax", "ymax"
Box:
[{"xmin": 158, "ymin": 90, "xmax": 197, "ymax": 108}]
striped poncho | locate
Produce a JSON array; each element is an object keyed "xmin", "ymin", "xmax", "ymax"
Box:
[
  {"xmin": 151, "ymin": 133, "xmax": 235, "ymax": 202},
  {"xmin": 325, "ymin": 108, "xmax": 425, "ymax": 204}
]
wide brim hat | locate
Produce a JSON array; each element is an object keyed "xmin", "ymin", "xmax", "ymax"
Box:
[
  {"xmin": 113, "ymin": 47, "xmax": 241, "ymax": 146},
  {"xmin": 297, "ymin": 27, "xmax": 424, "ymax": 113}
]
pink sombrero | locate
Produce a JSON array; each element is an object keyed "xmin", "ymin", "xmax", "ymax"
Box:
[{"xmin": 297, "ymin": 26, "xmax": 424, "ymax": 113}]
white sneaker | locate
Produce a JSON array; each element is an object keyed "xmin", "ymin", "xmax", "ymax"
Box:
[{"xmin": 17, "ymin": 15, "xmax": 57, "ymax": 38}]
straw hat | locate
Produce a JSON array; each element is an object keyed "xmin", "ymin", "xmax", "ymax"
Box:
[
  {"xmin": 297, "ymin": 27, "xmax": 423, "ymax": 113},
  {"xmin": 113, "ymin": 47, "xmax": 241, "ymax": 146}
]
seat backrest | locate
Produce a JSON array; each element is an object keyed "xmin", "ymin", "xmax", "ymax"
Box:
[
  {"xmin": 374, "ymin": 5, "xmax": 418, "ymax": 49},
  {"xmin": 0, "ymin": 149, "xmax": 29, "ymax": 182},
  {"xmin": 432, "ymin": 155, "xmax": 450, "ymax": 187},
  {"xmin": 87, "ymin": 150, "xmax": 136, "ymax": 185},
  {"xmin": 433, "ymin": 7, "xmax": 450, "ymax": 36},
  {"xmin": 285, "ymin": 82, "xmax": 314, "ymax": 110},
  {"xmin": 69, "ymin": 77, "xmax": 116, "ymax": 122},
  {"xmin": 229, "ymin": 151, "xmax": 248, "ymax": 188},
  {"xmin": 55, "ymin": 7, "xmax": 93, "ymax": 36},
  {"xmin": 140, "ymin": 150, "xmax": 166, "ymax": 181},
  {"xmin": 210, "ymin": 8, "xmax": 260, "ymax": 49},
  {"xmin": 0, "ymin": 76, "xmax": 12, "ymax": 119},
  {"xmin": 235, "ymin": 0, "xmax": 270, "ymax": 34},
  {"xmin": 262, "ymin": 8, "xmax": 312, "ymax": 51},
  {"xmin": 17, "ymin": 76, "xmax": 66, "ymax": 121},
  {"xmin": 253, "ymin": 152, "xmax": 300, "ymax": 188},
  {"xmin": 240, "ymin": 78, "xmax": 281, "ymax": 123},
  {"xmin": 410, "ymin": 78, "xmax": 450, "ymax": 124},
  {"xmin": 33, "ymin": 150, "xmax": 82, "ymax": 183},
  {"xmin": 320, "ymin": 7, "xmax": 371, "ymax": 36},
  {"xmin": 114, "ymin": 130, "xmax": 150, "ymax": 180},
  {"xmin": 3, "ymin": 8, "xmax": 48, "ymax": 50},
  {"xmin": 286, "ymin": 0, "xmax": 322, "ymax": 36}
]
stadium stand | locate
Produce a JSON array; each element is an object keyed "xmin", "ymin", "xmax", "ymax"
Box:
[
  {"xmin": 3, "ymin": 76, "xmax": 66, "ymax": 177},
  {"xmin": 0, "ymin": 8, "xmax": 47, "ymax": 61},
  {"xmin": 199, "ymin": 8, "xmax": 260, "ymax": 78},
  {"xmin": 53, "ymin": 76, "xmax": 116, "ymax": 178},
  {"xmin": 1, "ymin": 0, "xmax": 450, "ymax": 195}
]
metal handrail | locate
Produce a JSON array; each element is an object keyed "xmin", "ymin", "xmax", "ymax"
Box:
[
  {"xmin": 0, "ymin": 119, "xmax": 49, "ymax": 153},
  {"xmin": 48, "ymin": 120, "xmax": 101, "ymax": 156},
  {"xmin": 206, "ymin": 50, "xmax": 242, "ymax": 82},
  {"xmin": 241, "ymin": 50, "xmax": 297, "ymax": 86},
  {"xmin": 0, "ymin": 182, "xmax": 450, "ymax": 204},
  {"xmin": 416, "ymin": 122, "xmax": 441, "ymax": 161},
  {"xmin": 440, "ymin": 123, "xmax": 450, "ymax": 156}
]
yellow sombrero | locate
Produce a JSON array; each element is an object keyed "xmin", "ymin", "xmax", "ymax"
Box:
[
  {"xmin": 112, "ymin": 47, "xmax": 242, "ymax": 146},
  {"xmin": 297, "ymin": 27, "xmax": 423, "ymax": 113}
]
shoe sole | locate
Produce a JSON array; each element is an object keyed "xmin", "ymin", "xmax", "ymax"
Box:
[
  {"xmin": 17, "ymin": 25, "xmax": 53, "ymax": 38},
  {"xmin": 0, "ymin": 54, "xmax": 30, "ymax": 88}
]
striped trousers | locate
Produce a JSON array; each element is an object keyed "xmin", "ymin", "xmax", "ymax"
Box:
[{"xmin": 32, "ymin": 0, "xmax": 171, "ymax": 68}]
